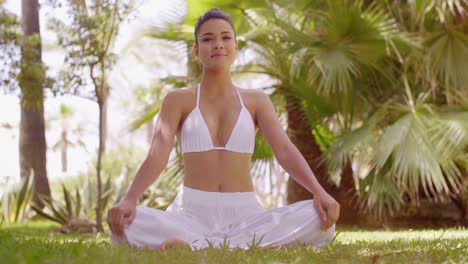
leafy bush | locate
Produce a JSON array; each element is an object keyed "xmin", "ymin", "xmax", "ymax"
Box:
[{"xmin": 31, "ymin": 183, "xmax": 97, "ymax": 233}]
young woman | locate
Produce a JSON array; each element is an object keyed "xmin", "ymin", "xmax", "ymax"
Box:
[{"xmin": 107, "ymin": 8, "xmax": 339, "ymax": 251}]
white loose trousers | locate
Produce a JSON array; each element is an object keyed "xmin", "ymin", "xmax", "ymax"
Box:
[{"xmin": 109, "ymin": 186, "xmax": 335, "ymax": 250}]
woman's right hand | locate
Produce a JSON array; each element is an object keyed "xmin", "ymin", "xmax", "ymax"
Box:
[{"xmin": 107, "ymin": 199, "xmax": 137, "ymax": 237}]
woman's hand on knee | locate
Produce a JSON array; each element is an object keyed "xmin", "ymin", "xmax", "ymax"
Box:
[
  {"xmin": 313, "ymin": 192, "xmax": 340, "ymax": 231},
  {"xmin": 107, "ymin": 199, "xmax": 137, "ymax": 237}
]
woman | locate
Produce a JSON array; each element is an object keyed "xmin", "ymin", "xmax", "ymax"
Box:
[{"xmin": 107, "ymin": 7, "xmax": 339, "ymax": 251}]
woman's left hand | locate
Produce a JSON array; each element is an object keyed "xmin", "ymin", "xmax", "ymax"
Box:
[{"xmin": 313, "ymin": 190, "xmax": 340, "ymax": 230}]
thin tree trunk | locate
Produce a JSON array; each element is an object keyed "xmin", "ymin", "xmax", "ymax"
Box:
[
  {"xmin": 95, "ymin": 95, "xmax": 107, "ymax": 232},
  {"xmin": 91, "ymin": 60, "xmax": 109, "ymax": 233},
  {"xmin": 20, "ymin": 0, "xmax": 50, "ymax": 208},
  {"xmin": 61, "ymin": 129, "xmax": 67, "ymax": 172},
  {"xmin": 101, "ymin": 85, "xmax": 108, "ymax": 153}
]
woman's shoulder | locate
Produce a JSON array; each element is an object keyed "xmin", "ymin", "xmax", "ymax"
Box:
[
  {"xmin": 237, "ymin": 87, "xmax": 270, "ymax": 105},
  {"xmin": 165, "ymin": 86, "xmax": 196, "ymax": 98},
  {"xmin": 162, "ymin": 86, "xmax": 198, "ymax": 112},
  {"xmin": 238, "ymin": 86, "xmax": 268, "ymax": 97},
  {"xmin": 163, "ymin": 86, "xmax": 198, "ymax": 102}
]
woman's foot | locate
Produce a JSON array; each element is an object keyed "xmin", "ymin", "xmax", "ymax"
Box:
[{"xmin": 160, "ymin": 238, "xmax": 191, "ymax": 251}]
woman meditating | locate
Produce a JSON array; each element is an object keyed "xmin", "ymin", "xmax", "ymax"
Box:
[{"xmin": 107, "ymin": 8, "xmax": 339, "ymax": 251}]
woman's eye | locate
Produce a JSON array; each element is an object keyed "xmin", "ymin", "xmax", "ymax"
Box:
[
  {"xmin": 223, "ymin": 37, "xmax": 231, "ymax": 40},
  {"xmin": 202, "ymin": 38, "xmax": 211, "ymax": 42}
]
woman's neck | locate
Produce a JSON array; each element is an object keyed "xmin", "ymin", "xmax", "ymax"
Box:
[{"xmin": 200, "ymin": 69, "xmax": 235, "ymax": 96}]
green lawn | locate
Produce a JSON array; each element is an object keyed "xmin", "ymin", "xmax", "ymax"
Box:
[{"xmin": 1, "ymin": 221, "xmax": 466, "ymax": 264}]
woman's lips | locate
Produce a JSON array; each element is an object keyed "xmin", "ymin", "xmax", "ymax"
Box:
[{"xmin": 211, "ymin": 54, "xmax": 226, "ymax": 58}]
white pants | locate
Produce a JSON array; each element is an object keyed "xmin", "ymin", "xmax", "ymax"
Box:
[{"xmin": 109, "ymin": 186, "xmax": 335, "ymax": 250}]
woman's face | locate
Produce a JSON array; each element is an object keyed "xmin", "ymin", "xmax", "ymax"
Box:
[{"xmin": 195, "ymin": 19, "xmax": 238, "ymax": 71}]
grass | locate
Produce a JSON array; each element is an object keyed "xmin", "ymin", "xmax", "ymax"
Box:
[{"xmin": 0, "ymin": 221, "xmax": 467, "ymax": 264}]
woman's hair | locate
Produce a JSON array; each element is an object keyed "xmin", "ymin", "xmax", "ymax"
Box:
[{"xmin": 194, "ymin": 8, "xmax": 236, "ymax": 46}]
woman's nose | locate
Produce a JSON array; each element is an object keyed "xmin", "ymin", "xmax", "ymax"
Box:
[{"xmin": 214, "ymin": 40, "xmax": 224, "ymax": 49}]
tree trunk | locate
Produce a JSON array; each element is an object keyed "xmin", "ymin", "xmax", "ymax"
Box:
[
  {"xmin": 284, "ymin": 93, "xmax": 362, "ymax": 225},
  {"xmin": 20, "ymin": 0, "xmax": 50, "ymax": 208},
  {"xmin": 335, "ymin": 162, "xmax": 362, "ymax": 225},
  {"xmin": 61, "ymin": 129, "xmax": 67, "ymax": 172},
  {"xmin": 95, "ymin": 94, "xmax": 107, "ymax": 232},
  {"xmin": 284, "ymin": 94, "xmax": 337, "ymax": 203},
  {"xmin": 452, "ymin": 196, "xmax": 468, "ymax": 226},
  {"xmin": 101, "ymin": 86, "xmax": 108, "ymax": 153}
]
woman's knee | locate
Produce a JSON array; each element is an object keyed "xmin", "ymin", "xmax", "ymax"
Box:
[
  {"xmin": 296, "ymin": 204, "xmax": 336, "ymax": 247},
  {"xmin": 315, "ymin": 224, "xmax": 336, "ymax": 247},
  {"xmin": 109, "ymin": 228, "xmax": 129, "ymax": 245}
]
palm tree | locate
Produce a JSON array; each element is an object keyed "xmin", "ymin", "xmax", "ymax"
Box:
[
  {"xmin": 49, "ymin": 104, "xmax": 88, "ymax": 173},
  {"xmin": 304, "ymin": 0, "xmax": 468, "ymax": 222}
]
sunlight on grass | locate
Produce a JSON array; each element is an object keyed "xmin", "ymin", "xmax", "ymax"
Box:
[
  {"xmin": 1, "ymin": 221, "xmax": 467, "ymax": 263},
  {"xmin": 336, "ymin": 229, "xmax": 468, "ymax": 242}
]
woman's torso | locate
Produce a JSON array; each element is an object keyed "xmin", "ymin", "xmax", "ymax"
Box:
[{"xmin": 175, "ymin": 85, "xmax": 257, "ymax": 192}]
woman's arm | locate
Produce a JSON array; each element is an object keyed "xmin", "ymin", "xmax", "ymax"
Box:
[
  {"xmin": 108, "ymin": 89, "xmax": 183, "ymax": 236},
  {"xmin": 123, "ymin": 90, "xmax": 183, "ymax": 204},
  {"xmin": 255, "ymin": 91, "xmax": 325, "ymax": 196},
  {"xmin": 255, "ymin": 90, "xmax": 339, "ymax": 229}
]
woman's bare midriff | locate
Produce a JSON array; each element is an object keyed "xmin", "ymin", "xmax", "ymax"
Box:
[{"xmin": 182, "ymin": 151, "xmax": 254, "ymax": 192}]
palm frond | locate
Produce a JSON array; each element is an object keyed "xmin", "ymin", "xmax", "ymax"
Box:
[
  {"xmin": 185, "ymin": 0, "xmax": 270, "ymax": 35},
  {"xmin": 328, "ymin": 83, "xmax": 467, "ymax": 214},
  {"xmin": 326, "ymin": 106, "xmax": 385, "ymax": 173},
  {"xmin": 424, "ymin": 26, "xmax": 468, "ymax": 99},
  {"xmin": 357, "ymin": 170, "xmax": 403, "ymax": 219},
  {"xmin": 129, "ymin": 103, "xmax": 160, "ymax": 131},
  {"xmin": 305, "ymin": 0, "xmax": 414, "ymax": 95},
  {"xmin": 411, "ymin": 0, "xmax": 467, "ymax": 24}
]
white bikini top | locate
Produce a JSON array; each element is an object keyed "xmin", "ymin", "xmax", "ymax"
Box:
[{"xmin": 180, "ymin": 83, "xmax": 255, "ymax": 154}]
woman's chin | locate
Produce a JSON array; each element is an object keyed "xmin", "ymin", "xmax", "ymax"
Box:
[{"xmin": 204, "ymin": 64, "xmax": 231, "ymax": 72}]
